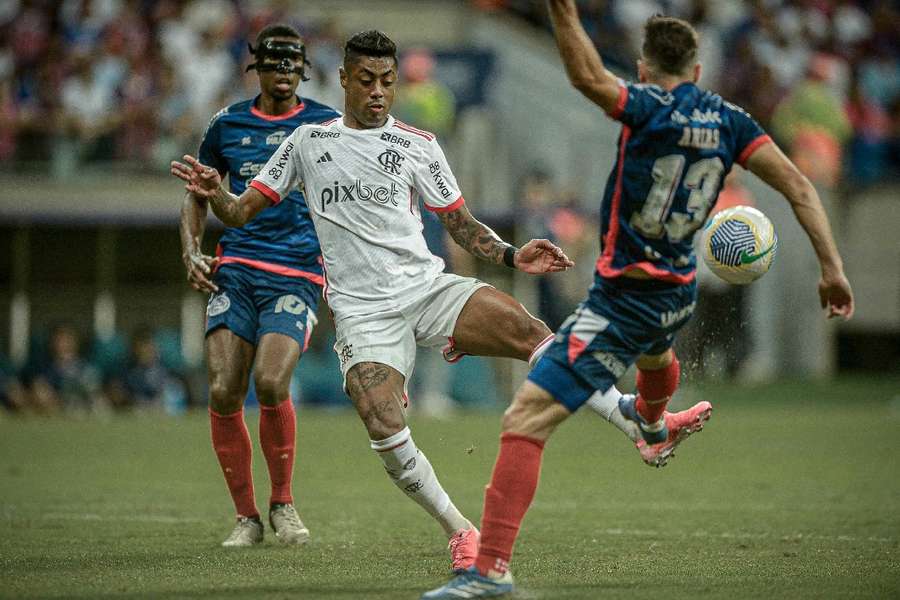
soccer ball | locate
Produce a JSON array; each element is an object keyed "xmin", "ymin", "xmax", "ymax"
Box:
[{"xmin": 701, "ymin": 205, "xmax": 777, "ymax": 285}]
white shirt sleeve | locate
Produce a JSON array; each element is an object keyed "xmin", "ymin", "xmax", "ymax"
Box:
[
  {"xmin": 413, "ymin": 137, "xmax": 464, "ymax": 213},
  {"xmin": 249, "ymin": 128, "xmax": 305, "ymax": 205}
]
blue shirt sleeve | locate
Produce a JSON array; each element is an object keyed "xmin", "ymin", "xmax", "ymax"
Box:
[
  {"xmin": 610, "ymin": 82, "xmax": 672, "ymax": 130},
  {"xmin": 727, "ymin": 101, "xmax": 770, "ymax": 166},
  {"xmin": 197, "ymin": 112, "xmax": 227, "ymax": 176}
]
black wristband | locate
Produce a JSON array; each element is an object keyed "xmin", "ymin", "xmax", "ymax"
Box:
[{"xmin": 503, "ymin": 245, "xmax": 518, "ymax": 269}]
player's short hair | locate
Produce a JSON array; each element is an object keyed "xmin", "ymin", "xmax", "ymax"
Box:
[
  {"xmin": 343, "ymin": 30, "xmax": 397, "ymax": 67},
  {"xmin": 642, "ymin": 15, "xmax": 698, "ymax": 76},
  {"xmin": 255, "ymin": 23, "xmax": 301, "ymax": 46}
]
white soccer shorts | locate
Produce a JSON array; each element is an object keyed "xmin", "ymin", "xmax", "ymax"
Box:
[{"xmin": 332, "ymin": 273, "xmax": 491, "ymax": 392}]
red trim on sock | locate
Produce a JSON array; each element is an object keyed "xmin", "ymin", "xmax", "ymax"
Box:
[
  {"xmin": 259, "ymin": 398, "xmax": 296, "ymax": 506},
  {"xmin": 475, "ymin": 433, "xmax": 545, "ymax": 575},
  {"xmin": 636, "ymin": 357, "xmax": 680, "ymax": 423},
  {"xmin": 210, "ymin": 408, "xmax": 259, "ymax": 518}
]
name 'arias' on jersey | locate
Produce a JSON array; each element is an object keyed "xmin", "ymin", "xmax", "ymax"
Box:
[
  {"xmin": 198, "ymin": 96, "xmax": 340, "ymax": 275},
  {"xmin": 596, "ymin": 81, "xmax": 771, "ymax": 284}
]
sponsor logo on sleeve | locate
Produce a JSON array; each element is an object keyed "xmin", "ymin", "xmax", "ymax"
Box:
[
  {"xmin": 267, "ymin": 141, "xmax": 294, "ymax": 180},
  {"xmin": 428, "ymin": 161, "xmax": 451, "ymax": 199}
]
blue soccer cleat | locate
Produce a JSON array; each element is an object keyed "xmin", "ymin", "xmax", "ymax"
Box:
[
  {"xmin": 618, "ymin": 393, "xmax": 668, "ymax": 445},
  {"xmin": 421, "ymin": 567, "xmax": 514, "ymax": 599}
]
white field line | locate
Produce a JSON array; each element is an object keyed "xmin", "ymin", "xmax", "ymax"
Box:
[{"xmin": 3, "ymin": 511, "xmax": 894, "ymax": 544}]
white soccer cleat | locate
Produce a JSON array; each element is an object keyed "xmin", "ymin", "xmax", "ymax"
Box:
[
  {"xmin": 268, "ymin": 503, "xmax": 310, "ymax": 545},
  {"xmin": 221, "ymin": 516, "xmax": 264, "ymax": 547}
]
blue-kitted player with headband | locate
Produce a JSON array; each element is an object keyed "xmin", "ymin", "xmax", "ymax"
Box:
[
  {"xmin": 178, "ymin": 23, "xmax": 339, "ymax": 548},
  {"xmin": 423, "ymin": 1, "xmax": 854, "ymax": 597}
]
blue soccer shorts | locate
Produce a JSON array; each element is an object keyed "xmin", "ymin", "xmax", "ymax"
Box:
[
  {"xmin": 205, "ymin": 263, "xmax": 320, "ymax": 350},
  {"xmin": 528, "ymin": 275, "xmax": 698, "ymax": 412}
]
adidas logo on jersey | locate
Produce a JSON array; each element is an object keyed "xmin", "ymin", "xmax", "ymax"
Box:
[{"xmin": 317, "ymin": 152, "xmax": 333, "ymax": 164}]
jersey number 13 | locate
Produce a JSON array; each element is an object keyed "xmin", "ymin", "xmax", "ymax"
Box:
[{"xmin": 630, "ymin": 155, "xmax": 725, "ymax": 242}]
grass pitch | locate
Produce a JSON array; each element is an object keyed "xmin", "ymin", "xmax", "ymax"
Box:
[{"xmin": 2, "ymin": 377, "xmax": 899, "ymax": 599}]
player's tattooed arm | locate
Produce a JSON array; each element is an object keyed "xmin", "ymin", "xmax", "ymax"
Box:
[
  {"xmin": 437, "ymin": 205, "xmax": 574, "ymax": 274},
  {"xmin": 546, "ymin": 0, "xmax": 622, "ymax": 113},
  {"xmin": 436, "ymin": 204, "xmax": 512, "ymax": 266},
  {"xmin": 171, "ymin": 154, "xmax": 269, "ymax": 228}
]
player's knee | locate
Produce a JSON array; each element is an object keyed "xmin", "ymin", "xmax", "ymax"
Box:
[
  {"xmin": 208, "ymin": 376, "xmax": 243, "ymax": 414},
  {"xmin": 253, "ymin": 370, "xmax": 290, "ymax": 405},
  {"xmin": 636, "ymin": 349, "xmax": 675, "ymax": 371},
  {"xmin": 501, "ymin": 387, "xmax": 543, "ymax": 434}
]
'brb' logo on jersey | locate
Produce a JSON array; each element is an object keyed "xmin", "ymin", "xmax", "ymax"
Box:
[
  {"xmin": 267, "ymin": 142, "xmax": 294, "ymax": 180},
  {"xmin": 320, "ymin": 180, "xmax": 400, "ymax": 211},
  {"xmin": 377, "ymin": 148, "xmax": 405, "ymax": 175}
]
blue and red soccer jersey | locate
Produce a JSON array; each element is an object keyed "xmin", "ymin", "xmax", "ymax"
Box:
[
  {"xmin": 198, "ymin": 96, "xmax": 339, "ymax": 348},
  {"xmin": 198, "ymin": 96, "xmax": 340, "ymax": 284},
  {"xmin": 597, "ymin": 81, "xmax": 770, "ymax": 283},
  {"xmin": 529, "ymin": 80, "xmax": 771, "ymax": 410}
]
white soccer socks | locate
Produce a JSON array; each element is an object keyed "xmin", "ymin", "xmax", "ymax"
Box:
[
  {"xmin": 586, "ymin": 385, "xmax": 639, "ymax": 442},
  {"xmin": 370, "ymin": 427, "xmax": 470, "ymax": 535}
]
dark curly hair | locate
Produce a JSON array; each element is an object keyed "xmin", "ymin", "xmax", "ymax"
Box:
[
  {"xmin": 642, "ymin": 15, "xmax": 698, "ymax": 76},
  {"xmin": 343, "ymin": 30, "xmax": 397, "ymax": 67}
]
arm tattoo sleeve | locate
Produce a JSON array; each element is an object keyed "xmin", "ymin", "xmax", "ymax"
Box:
[{"xmin": 437, "ymin": 205, "xmax": 513, "ymax": 266}]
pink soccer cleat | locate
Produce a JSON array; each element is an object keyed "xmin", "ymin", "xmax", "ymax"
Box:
[
  {"xmin": 448, "ymin": 527, "xmax": 480, "ymax": 573},
  {"xmin": 636, "ymin": 400, "xmax": 712, "ymax": 468}
]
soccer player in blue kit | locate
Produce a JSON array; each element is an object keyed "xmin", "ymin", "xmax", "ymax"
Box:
[
  {"xmin": 422, "ymin": 1, "xmax": 855, "ymax": 597},
  {"xmin": 179, "ymin": 24, "xmax": 340, "ymax": 547}
]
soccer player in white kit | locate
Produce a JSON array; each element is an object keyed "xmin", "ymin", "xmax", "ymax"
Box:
[{"xmin": 172, "ymin": 30, "xmax": 576, "ymax": 570}]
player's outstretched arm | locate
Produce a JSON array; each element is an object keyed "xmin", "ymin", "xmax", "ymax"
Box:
[
  {"xmin": 436, "ymin": 204, "xmax": 574, "ymax": 274},
  {"xmin": 745, "ymin": 143, "xmax": 854, "ymax": 319},
  {"xmin": 171, "ymin": 155, "xmax": 270, "ymax": 228},
  {"xmin": 179, "ymin": 192, "xmax": 219, "ymax": 293},
  {"xmin": 546, "ymin": 0, "xmax": 622, "ymax": 113}
]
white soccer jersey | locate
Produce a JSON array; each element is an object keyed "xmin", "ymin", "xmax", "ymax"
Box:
[{"xmin": 250, "ymin": 115, "xmax": 464, "ymax": 317}]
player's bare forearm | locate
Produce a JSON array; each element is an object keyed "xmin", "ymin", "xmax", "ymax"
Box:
[
  {"xmin": 547, "ymin": 0, "xmax": 621, "ymax": 111},
  {"xmin": 746, "ymin": 144, "xmax": 843, "ymax": 274},
  {"xmin": 437, "ymin": 204, "xmax": 512, "ymax": 266},
  {"xmin": 207, "ymin": 185, "xmax": 249, "ymax": 228},
  {"xmin": 180, "ymin": 192, "xmax": 207, "ymax": 258}
]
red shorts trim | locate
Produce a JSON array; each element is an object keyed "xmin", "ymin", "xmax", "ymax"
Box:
[{"xmin": 218, "ymin": 256, "xmax": 324, "ymax": 285}]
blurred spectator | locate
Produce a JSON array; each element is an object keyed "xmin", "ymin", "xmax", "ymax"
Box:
[
  {"xmin": 55, "ymin": 49, "xmax": 122, "ymax": 174},
  {"xmin": 123, "ymin": 326, "xmax": 188, "ymax": 413},
  {"xmin": 393, "ymin": 48, "xmax": 457, "ymax": 138},
  {"xmin": 845, "ymin": 68, "xmax": 891, "ymax": 185},
  {"xmin": 770, "ymin": 54, "xmax": 852, "ymax": 187},
  {"xmin": 29, "ymin": 323, "xmax": 105, "ymax": 413}
]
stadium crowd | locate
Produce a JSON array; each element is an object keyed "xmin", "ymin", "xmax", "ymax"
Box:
[
  {"xmin": 1, "ymin": 1, "xmax": 899, "ymax": 184},
  {"xmin": 497, "ymin": 0, "xmax": 900, "ymax": 187}
]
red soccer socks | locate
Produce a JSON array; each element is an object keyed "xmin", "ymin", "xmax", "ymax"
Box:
[
  {"xmin": 635, "ymin": 356, "xmax": 680, "ymax": 424},
  {"xmin": 259, "ymin": 398, "xmax": 296, "ymax": 506},
  {"xmin": 210, "ymin": 408, "xmax": 258, "ymax": 518},
  {"xmin": 475, "ymin": 433, "xmax": 545, "ymax": 576}
]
